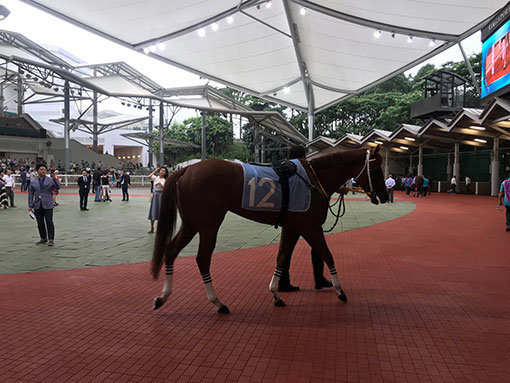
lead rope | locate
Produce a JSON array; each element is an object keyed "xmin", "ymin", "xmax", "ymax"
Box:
[{"xmin": 324, "ymin": 193, "xmax": 346, "ymax": 233}]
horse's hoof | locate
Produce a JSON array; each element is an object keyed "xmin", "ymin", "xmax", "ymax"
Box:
[
  {"xmin": 154, "ymin": 297, "xmax": 165, "ymax": 310},
  {"xmin": 217, "ymin": 305, "xmax": 230, "ymax": 314},
  {"xmin": 338, "ymin": 291, "xmax": 348, "ymax": 302},
  {"xmin": 274, "ymin": 299, "xmax": 286, "ymax": 307}
]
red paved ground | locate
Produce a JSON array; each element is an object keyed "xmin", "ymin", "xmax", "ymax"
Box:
[{"xmin": 1, "ymin": 192, "xmax": 510, "ymax": 382}]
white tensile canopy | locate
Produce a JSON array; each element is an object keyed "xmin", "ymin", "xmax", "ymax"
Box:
[{"xmin": 21, "ymin": 0, "xmax": 507, "ymax": 115}]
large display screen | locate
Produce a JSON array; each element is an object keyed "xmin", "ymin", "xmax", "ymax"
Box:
[{"xmin": 482, "ymin": 18, "xmax": 510, "ymax": 98}]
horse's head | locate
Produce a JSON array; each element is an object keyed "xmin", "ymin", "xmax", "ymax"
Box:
[{"xmin": 354, "ymin": 146, "xmax": 389, "ymax": 205}]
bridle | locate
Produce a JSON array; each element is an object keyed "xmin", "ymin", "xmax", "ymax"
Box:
[{"xmin": 353, "ymin": 149, "xmax": 378, "ymax": 201}]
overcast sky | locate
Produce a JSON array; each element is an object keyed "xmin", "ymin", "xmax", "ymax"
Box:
[{"xmin": 1, "ymin": 0, "xmax": 483, "ymax": 94}]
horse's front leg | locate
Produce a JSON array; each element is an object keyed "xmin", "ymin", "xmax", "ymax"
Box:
[
  {"xmin": 301, "ymin": 228, "xmax": 347, "ymax": 302},
  {"xmin": 270, "ymin": 228, "xmax": 300, "ymax": 307}
]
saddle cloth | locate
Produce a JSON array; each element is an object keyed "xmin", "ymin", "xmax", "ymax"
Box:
[{"xmin": 241, "ymin": 159, "xmax": 311, "ymax": 212}]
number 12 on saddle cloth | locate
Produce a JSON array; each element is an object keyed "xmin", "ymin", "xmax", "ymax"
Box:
[{"xmin": 241, "ymin": 159, "xmax": 311, "ymax": 212}]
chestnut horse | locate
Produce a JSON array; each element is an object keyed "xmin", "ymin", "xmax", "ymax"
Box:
[{"xmin": 151, "ymin": 147, "xmax": 389, "ymax": 313}]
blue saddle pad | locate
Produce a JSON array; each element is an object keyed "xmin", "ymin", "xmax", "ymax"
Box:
[{"xmin": 241, "ymin": 160, "xmax": 311, "ymax": 212}]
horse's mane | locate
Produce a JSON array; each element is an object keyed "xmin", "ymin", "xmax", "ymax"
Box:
[{"xmin": 309, "ymin": 148, "xmax": 365, "ymax": 170}]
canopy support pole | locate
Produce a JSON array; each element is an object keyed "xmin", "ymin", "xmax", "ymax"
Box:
[
  {"xmin": 418, "ymin": 146, "xmax": 423, "ymax": 176},
  {"xmin": 92, "ymin": 89, "xmax": 98, "ymax": 153},
  {"xmin": 159, "ymin": 101, "xmax": 164, "ymax": 166},
  {"xmin": 64, "ymin": 80, "xmax": 70, "ymax": 173},
  {"xmin": 491, "ymin": 137, "xmax": 500, "ymax": 196},
  {"xmin": 446, "ymin": 153, "xmax": 452, "ymax": 182},
  {"xmin": 201, "ymin": 112, "xmax": 206, "ymax": 161},
  {"xmin": 384, "ymin": 149, "xmax": 389, "ymax": 178},
  {"xmin": 148, "ymin": 99, "xmax": 154, "ymax": 167},
  {"xmin": 17, "ymin": 71, "xmax": 23, "ymax": 116},
  {"xmin": 453, "ymin": 142, "xmax": 460, "ymax": 181},
  {"xmin": 458, "ymin": 41, "xmax": 480, "ymax": 96}
]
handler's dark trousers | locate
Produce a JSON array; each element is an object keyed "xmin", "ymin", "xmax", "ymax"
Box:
[
  {"xmin": 279, "ymin": 249, "xmax": 326, "ymax": 287},
  {"xmin": 34, "ymin": 208, "xmax": 55, "ymax": 240},
  {"xmin": 5, "ymin": 186, "xmax": 14, "ymax": 206},
  {"xmin": 506, "ymin": 206, "xmax": 510, "ymax": 228}
]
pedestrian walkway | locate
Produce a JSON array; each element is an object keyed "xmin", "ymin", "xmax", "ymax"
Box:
[{"xmin": 2, "ymin": 192, "xmax": 509, "ymax": 382}]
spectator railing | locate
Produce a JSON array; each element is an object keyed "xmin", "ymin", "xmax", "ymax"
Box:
[{"xmin": 11, "ymin": 174, "xmax": 152, "ymax": 187}]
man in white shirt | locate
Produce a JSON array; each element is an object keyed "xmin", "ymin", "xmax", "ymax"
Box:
[
  {"xmin": 465, "ymin": 176, "xmax": 471, "ymax": 194},
  {"xmin": 385, "ymin": 174, "xmax": 396, "ymax": 203},
  {"xmin": 2, "ymin": 169, "xmax": 16, "ymax": 207},
  {"xmin": 450, "ymin": 176, "xmax": 457, "ymax": 194}
]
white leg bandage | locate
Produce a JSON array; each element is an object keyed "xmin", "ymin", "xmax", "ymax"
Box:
[
  {"xmin": 161, "ymin": 264, "xmax": 174, "ymax": 298},
  {"xmin": 269, "ymin": 267, "xmax": 283, "ymax": 293}
]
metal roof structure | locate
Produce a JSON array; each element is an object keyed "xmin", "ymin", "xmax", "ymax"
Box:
[
  {"xmin": 50, "ymin": 114, "xmax": 149, "ymax": 135},
  {"xmin": 20, "ymin": 0, "xmax": 507, "ymax": 117},
  {"xmin": 120, "ymin": 132, "xmax": 200, "ymax": 148}
]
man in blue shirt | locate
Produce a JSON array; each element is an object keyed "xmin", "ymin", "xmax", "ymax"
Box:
[{"xmin": 498, "ymin": 173, "xmax": 510, "ymax": 231}]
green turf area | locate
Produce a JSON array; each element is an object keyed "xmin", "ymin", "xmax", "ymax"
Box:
[{"xmin": 0, "ymin": 188, "xmax": 415, "ymax": 274}]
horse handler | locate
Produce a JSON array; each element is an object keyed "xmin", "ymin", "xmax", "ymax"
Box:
[
  {"xmin": 498, "ymin": 172, "xmax": 510, "ymax": 232},
  {"xmin": 385, "ymin": 174, "xmax": 395, "ymax": 203}
]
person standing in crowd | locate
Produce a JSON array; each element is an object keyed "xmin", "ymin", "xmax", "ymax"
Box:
[
  {"xmin": 93, "ymin": 168, "xmax": 102, "ymax": 202},
  {"xmin": 422, "ymin": 175, "xmax": 430, "ymax": 197},
  {"xmin": 101, "ymin": 171, "xmax": 112, "ymax": 202},
  {"xmin": 78, "ymin": 170, "xmax": 91, "ymax": 211},
  {"xmin": 28, "ymin": 164, "xmax": 60, "ymax": 246},
  {"xmin": 51, "ymin": 170, "xmax": 60, "ymax": 206},
  {"xmin": 147, "ymin": 167, "xmax": 168, "ymax": 234},
  {"xmin": 385, "ymin": 174, "xmax": 395, "ymax": 203},
  {"xmin": 497, "ymin": 172, "xmax": 510, "ymax": 231},
  {"xmin": 404, "ymin": 175, "xmax": 413, "ymax": 196},
  {"xmin": 20, "ymin": 168, "xmax": 28, "ymax": 192},
  {"xmin": 120, "ymin": 170, "xmax": 131, "ymax": 201},
  {"xmin": 449, "ymin": 176, "xmax": 457, "ymax": 194},
  {"xmin": 0, "ymin": 170, "xmax": 9, "ymax": 209},
  {"xmin": 2, "ymin": 169, "xmax": 16, "ymax": 208},
  {"xmin": 465, "ymin": 176, "xmax": 471, "ymax": 194}
]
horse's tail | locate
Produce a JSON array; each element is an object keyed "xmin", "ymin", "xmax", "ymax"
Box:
[{"xmin": 151, "ymin": 167, "xmax": 187, "ymax": 280}]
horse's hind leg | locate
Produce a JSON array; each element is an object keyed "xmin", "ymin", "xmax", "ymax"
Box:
[
  {"xmin": 154, "ymin": 223, "xmax": 197, "ymax": 310},
  {"xmin": 301, "ymin": 228, "xmax": 347, "ymax": 302},
  {"xmin": 196, "ymin": 228, "xmax": 230, "ymax": 314}
]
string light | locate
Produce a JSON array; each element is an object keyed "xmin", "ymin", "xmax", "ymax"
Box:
[
  {"xmin": 157, "ymin": 42, "xmax": 165, "ymax": 51},
  {"xmin": 197, "ymin": 28, "xmax": 206, "ymax": 37},
  {"xmin": 143, "ymin": 47, "xmax": 150, "ymax": 54},
  {"xmin": 283, "ymin": 87, "xmax": 290, "ymax": 94},
  {"xmin": 266, "ymin": 1, "xmax": 272, "ymax": 8},
  {"xmin": 227, "ymin": 16, "xmax": 234, "ymax": 24},
  {"xmin": 373, "ymin": 30, "xmax": 382, "ymax": 39},
  {"xmin": 149, "ymin": 45, "xmax": 157, "ymax": 53},
  {"xmin": 211, "ymin": 23, "xmax": 219, "ymax": 32},
  {"xmin": 300, "ymin": 7, "xmax": 307, "ymax": 15},
  {"xmin": 407, "ymin": 36, "xmax": 413, "ymax": 43}
]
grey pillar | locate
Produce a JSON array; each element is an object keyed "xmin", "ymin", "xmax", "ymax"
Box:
[
  {"xmin": 92, "ymin": 90, "xmax": 98, "ymax": 153},
  {"xmin": 417, "ymin": 146, "xmax": 424, "ymax": 176},
  {"xmin": 159, "ymin": 102, "xmax": 164, "ymax": 166},
  {"xmin": 201, "ymin": 113, "xmax": 206, "ymax": 161},
  {"xmin": 17, "ymin": 72, "xmax": 23, "ymax": 116},
  {"xmin": 453, "ymin": 142, "xmax": 460, "ymax": 180},
  {"xmin": 491, "ymin": 138, "xmax": 500, "ymax": 196},
  {"xmin": 384, "ymin": 149, "xmax": 389, "ymax": 178},
  {"xmin": 308, "ymin": 111, "xmax": 314, "ymax": 141},
  {"xmin": 64, "ymin": 81, "xmax": 70, "ymax": 173},
  {"xmin": 446, "ymin": 153, "xmax": 452, "ymax": 181},
  {"xmin": 148, "ymin": 99, "xmax": 154, "ymax": 167},
  {"xmin": 408, "ymin": 155, "xmax": 413, "ymax": 175},
  {"xmin": 260, "ymin": 135, "xmax": 265, "ymax": 163},
  {"xmin": 0, "ymin": 82, "xmax": 4, "ymax": 116}
]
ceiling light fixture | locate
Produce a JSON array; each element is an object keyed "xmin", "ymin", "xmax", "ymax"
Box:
[
  {"xmin": 157, "ymin": 42, "xmax": 165, "ymax": 51},
  {"xmin": 197, "ymin": 28, "xmax": 206, "ymax": 37},
  {"xmin": 374, "ymin": 30, "xmax": 382, "ymax": 39},
  {"xmin": 407, "ymin": 36, "xmax": 413, "ymax": 43},
  {"xmin": 374, "ymin": 140, "xmax": 384, "ymax": 145},
  {"xmin": 266, "ymin": 1, "xmax": 272, "ymax": 8},
  {"xmin": 470, "ymin": 126, "xmax": 486, "ymax": 131},
  {"xmin": 143, "ymin": 47, "xmax": 150, "ymax": 54},
  {"xmin": 474, "ymin": 138, "xmax": 487, "ymax": 143},
  {"xmin": 404, "ymin": 137, "xmax": 415, "ymax": 141},
  {"xmin": 227, "ymin": 16, "xmax": 234, "ymax": 24},
  {"xmin": 300, "ymin": 7, "xmax": 307, "ymax": 15},
  {"xmin": 211, "ymin": 23, "xmax": 219, "ymax": 32},
  {"xmin": 400, "ymin": 146, "xmax": 409, "ymax": 150},
  {"xmin": 149, "ymin": 45, "xmax": 157, "ymax": 53}
]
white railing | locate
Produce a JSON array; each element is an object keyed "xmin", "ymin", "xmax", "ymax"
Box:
[{"xmin": 11, "ymin": 174, "xmax": 151, "ymax": 187}]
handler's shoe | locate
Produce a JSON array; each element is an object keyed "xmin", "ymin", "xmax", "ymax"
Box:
[
  {"xmin": 278, "ymin": 284, "xmax": 300, "ymax": 292},
  {"xmin": 36, "ymin": 239, "xmax": 48, "ymax": 245},
  {"xmin": 315, "ymin": 278, "xmax": 333, "ymax": 290},
  {"xmin": 506, "ymin": 226, "xmax": 510, "ymax": 232}
]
